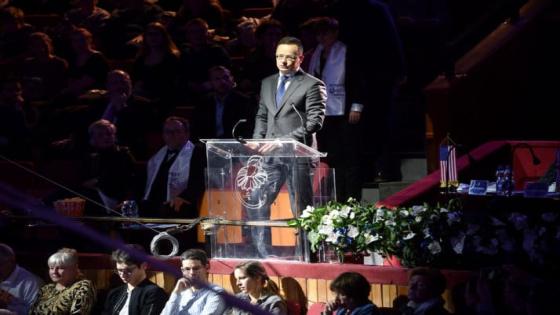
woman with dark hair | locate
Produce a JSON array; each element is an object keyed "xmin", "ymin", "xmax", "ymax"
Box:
[
  {"xmin": 132, "ymin": 22, "xmax": 180, "ymax": 108},
  {"xmin": 61, "ymin": 27, "xmax": 109, "ymax": 100},
  {"xmin": 324, "ymin": 272, "xmax": 379, "ymax": 315},
  {"xmin": 22, "ymin": 32, "xmax": 68, "ymax": 101},
  {"xmin": 228, "ymin": 260, "xmax": 287, "ymax": 315}
]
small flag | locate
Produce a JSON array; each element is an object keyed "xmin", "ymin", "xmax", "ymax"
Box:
[{"xmin": 440, "ymin": 145, "xmax": 458, "ymax": 188}]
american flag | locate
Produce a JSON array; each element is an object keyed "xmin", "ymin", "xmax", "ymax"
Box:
[{"xmin": 440, "ymin": 145, "xmax": 458, "ymax": 188}]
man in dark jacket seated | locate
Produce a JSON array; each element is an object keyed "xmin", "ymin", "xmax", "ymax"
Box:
[{"xmin": 102, "ymin": 244, "xmax": 168, "ymax": 315}]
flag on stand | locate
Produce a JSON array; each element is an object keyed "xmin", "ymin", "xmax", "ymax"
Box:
[{"xmin": 440, "ymin": 145, "xmax": 458, "ymax": 188}]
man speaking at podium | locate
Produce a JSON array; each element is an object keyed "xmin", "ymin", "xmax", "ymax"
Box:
[{"xmin": 249, "ymin": 36, "xmax": 326, "ymax": 258}]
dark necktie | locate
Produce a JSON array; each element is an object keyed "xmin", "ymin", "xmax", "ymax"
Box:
[{"xmin": 276, "ymin": 75, "xmax": 289, "ymax": 108}]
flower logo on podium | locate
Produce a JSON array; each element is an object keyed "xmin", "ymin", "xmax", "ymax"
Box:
[{"xmin": 235, "ymin": 155, "xmax": 269, "ymax": 209}]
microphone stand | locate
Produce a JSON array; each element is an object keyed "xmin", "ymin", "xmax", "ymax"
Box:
[
  {"xmin": 291, "ymin": 102, "xmax": 313, "ymax": 262},
  {"xmin": 232, "ymin": 119, "xmax": 247, "ymax": 144}
]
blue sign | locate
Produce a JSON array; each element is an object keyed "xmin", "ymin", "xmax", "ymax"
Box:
[{"xmin": 469, "ymin": 180, "xmax": 488, "ymax": 195}]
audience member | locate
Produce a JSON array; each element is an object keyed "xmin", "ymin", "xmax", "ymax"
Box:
[
  {"xmin": 323, "ymin": 0, "xmax": 406, "ymax": 183},
  {"xmin": 192, "ymin": 65, "xmax": 254, "ymax": 141},
  {"xmin": 0, "ymin": 243, "xmax": 43, "ymax": 315},
  {"xmin": 398, "ymin": 267, "xmax": 450, "ymax": 315},
  {"xmin": 160, "ymin": 248, "xmax": 226, "ymax": 315},
  {"xmin": 142, "ymin": 116, "xmax": 205, "ymax": 218},
  {"xmin": 324, "ymin": 271, "xmax": 380, "ymax": 315},
  {"xmin": 42, "ymin": 119, "xmax": 136, "ymax": 214},
  {"xmin": 306, "ymin": 16, "xmax": 364, "ymax": 201},
  {"xmin": 21, "ymin": 32, "xmax": 68, "ymax": 102},
  {"xmin": 228, "ymin": 260, "xmax": 287, "ymax": 315},
  {"xmin": 238, "ymin": 19, "xmax": 284, "ymax": 96},
  {"xmin": 94, "ymin": 69, "xmax": 155, "ymax": 159},
  {"xmin": 64, "ymin": 0, "xmax": 110, "ymax": 35},
  {"xmin": 81, "ymin": 119, "xmax": 136, "ymax": 213},
  {"xmin": 29, "ymin": 248, "xmax": 96, "ymax": 315},
  {"xmin": 0, "ymin": 79, "xmax": 30, "ymax": 159},
  {"xmin": 131, "ymin": 22, "xmax": 180, "ymax": 110},
  {"xmin": 174, "ymin": 0, "xmax": 228, "ymax": 36},
  {"xmin": 102, "ymin": 244, "xmax": 168, "ymax": 315},
  {"xmin": 225, "ymin": 19, "xmax": 257, "ymax": 58},
  {"xmin": 0, "ymin": 6, "xmax": 33, "ymax": 62},
  {"xmin": 270, "ymin": 0, "xmax": 321, "ymax": 36},
  {"xmin": 111, "ymin": 0, "xmax": 164, "ymax": 31},
  {"xmin": 60, "ymin": 27, "xmax": 109, "ymax": 102},
  {"xmin": 177, "ymin": 18, "xmax": 231, "ymax": 101},
  {"xmin": 459, "ymin": 265, "xmax": 555, "ymax": 315},
  {"xmin": 103, "ymin": 0, "xmax": 164, "ymax": 58}
]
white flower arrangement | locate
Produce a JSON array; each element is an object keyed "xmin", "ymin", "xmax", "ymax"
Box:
[{"xmin": 290, "ymin": 198, "xmax": 560, "ymax": 268}]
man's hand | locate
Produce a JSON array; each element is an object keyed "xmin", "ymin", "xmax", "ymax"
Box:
[
  {"xmin": 245, "ymin": 141, "xmax": 280, "ymax": 154},
  {"xmin": 323, "ymin": 299, "xmax": 341, "ymax": 315},
  {"xmin": 166, "ymin": 197, "xmax": 191, "ymax": 212},
  {"xmin": 257, "ymin": 142, "xmax": 278, "ymax": 154},
  {"xmin": 245, "ymin": 142, "xmax": 259, "ymax": 151},
  {"xmin": 173, "ymin": 277, "xmax": 193, "ymax": 294},
  {"xmin": 348, "ymin": 111, "xmax": 361, "ymax": 124}
]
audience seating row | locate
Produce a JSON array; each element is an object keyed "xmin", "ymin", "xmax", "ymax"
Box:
[{"xmin": 15, "ymin": 252, "xmax": 471, "ymax": 313}]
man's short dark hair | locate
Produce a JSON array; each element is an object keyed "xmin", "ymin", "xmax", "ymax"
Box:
[
  {"xmin": 111, "ymin": 244, "xmax": 147, "ymax": 266},
  {"xmin": 330, "ymin": 272, "xmax": 371, "ymax": 303},
  {"xmin": 277, "ymin": 36, "xmax": 304, "ymax": 55},
  {"xmin": 409, "ymin": 267, "xmax": 447, "ymax": 297},
  {"xmin": 165, "ymin": 116, "xmax": 190, "ymax": 133},
  {"xmin": 0, "ymin": 243, "xmax": 15, "ymax": 262},
  {"xmin": 180, "ymin": 248, "xmax": 209, "ymax": 266}
]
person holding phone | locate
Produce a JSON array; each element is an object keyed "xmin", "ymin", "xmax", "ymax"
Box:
[{"xmin": 323, "ymin": 272, "xmax": 379, "ymax": 315}]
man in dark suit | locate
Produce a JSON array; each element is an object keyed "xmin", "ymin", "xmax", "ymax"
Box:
[
  {"xmin": 250, "ymin": 36, "xmax": 326, "ymax": 259},
  {"xmin": 192, "ymin": 66, "xmax": 254, "ymax": 141}
]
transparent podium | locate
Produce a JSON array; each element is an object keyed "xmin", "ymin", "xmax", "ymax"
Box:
[{"xmin": 201, "ymin": 139, "xmax": 335, "ymax": 262}]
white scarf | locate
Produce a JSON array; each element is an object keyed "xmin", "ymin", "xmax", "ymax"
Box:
[{"xmin": 144, "ymin": 141, "xmax": 195, "ymax": 201}]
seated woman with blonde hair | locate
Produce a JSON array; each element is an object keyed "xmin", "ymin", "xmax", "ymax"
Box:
[
  {"xmin": 29, "ymin": 248, "xmax": 96, "ymax": 314},
  {"xmin": 228, "ymin": 260, "xmax": 287, "ymax": 315}
]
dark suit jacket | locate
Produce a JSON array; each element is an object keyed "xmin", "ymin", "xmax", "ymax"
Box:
[
  {"xmin": 252, "ymin": 70, "xmax": 326, "ymax": 147},
  {"xmin": 102, "ymin": 279, "xmax": 168, "ymax": 315},
  {"xmin": 192, "ymin": 89, "xmax": 255, "ymax": 141}
]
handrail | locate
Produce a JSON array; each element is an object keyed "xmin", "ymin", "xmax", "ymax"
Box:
[
  {"xmin": 455, "ymin": 0, "xmax": 551, "ymax": 75},
  {"xmin": 4, "ymin": 214, "xmax": 291, "ymax": 227}
]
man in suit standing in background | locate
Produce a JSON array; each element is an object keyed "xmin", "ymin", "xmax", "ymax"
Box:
[
  {"xmin": 192, "ymin": 66, "xmax": 254, "ymax": 141},
  {"xmin": 249, "ymin": 36, "xmax": 326, "ymax": 259}
]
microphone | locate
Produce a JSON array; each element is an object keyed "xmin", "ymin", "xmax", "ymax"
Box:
[
  {"xmin": 232, "ymin": 119, "xmax": 247, "ymax": 144},
  {"xmin": 291, "ymin": 103, "xmax": 306, "ymax": 146},
  {"xmin": 512, "ymin": 143, "xmax": 541, "ymax": 165}
]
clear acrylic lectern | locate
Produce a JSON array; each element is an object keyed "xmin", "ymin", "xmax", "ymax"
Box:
[{"xmin": 201, "ymin": 139, "xmax": 334, "ymax": 261}]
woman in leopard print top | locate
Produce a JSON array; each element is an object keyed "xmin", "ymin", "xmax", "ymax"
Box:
[{"xmin": 29, "ymin": 248, "xmax": 96, "ymax": 315}]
